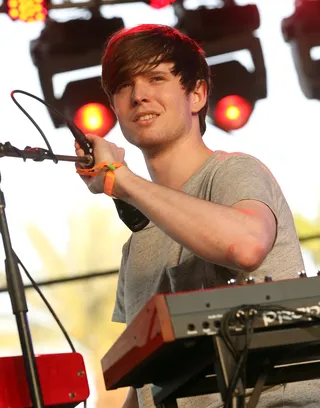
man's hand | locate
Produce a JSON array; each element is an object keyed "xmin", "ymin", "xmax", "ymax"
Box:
[{"xmin": 75, "ymin": 134, "xmax": 126, "ymax": 194}]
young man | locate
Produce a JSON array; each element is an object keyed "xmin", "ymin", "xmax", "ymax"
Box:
[{"xmin": 75, "ymin": 25, "xmax": 319, "ymax": 408}]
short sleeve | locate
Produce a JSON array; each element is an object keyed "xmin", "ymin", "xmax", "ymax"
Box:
[
  {"xmin": 212, "ymin": 154, "xmax": 278, "ymax": 216},
  {"xmin": 111, "ymin": 238, "xmax": 131, "ymax": 323}
]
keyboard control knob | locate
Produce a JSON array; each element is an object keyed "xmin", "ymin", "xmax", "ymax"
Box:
[
  {"xmin": 298, "ymin": 271, "xmax": 307, "ymax": 278},
  {"xmin": 245, "ymin": 276, "xmax": 255, "ymax": 284},
  {"xmin": 317, "ymin": 271, "xmax": 320, "ymax": 277},
  {"xmin": 227, "ymin": 278, "xmax": 237, "ymax": 285},
  {"xmin": 264, "ymin": 275, "xmax": 272, "ymax": 282}
]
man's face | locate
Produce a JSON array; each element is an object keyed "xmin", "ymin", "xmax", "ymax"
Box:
[{"xmin": 112, "ymin": 62, "xmax": 195, "ymax": 151}]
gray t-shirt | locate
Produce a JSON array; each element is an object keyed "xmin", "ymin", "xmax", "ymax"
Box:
[{"xmin": 112, "ymin": 152, "xmax": 319, "ymax": 407}]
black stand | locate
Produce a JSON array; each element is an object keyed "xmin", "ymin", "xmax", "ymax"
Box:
[
  {"xmin": 0, "ymin": 172, "xmax": 44, "ymax": 408},
  {"xmin": 148, "ymin": 324, "xmax": 320, "ymax": 408},
  {"xmin": 213, "ymin": 336, "xmax": 245, "ymax": 408},
  {"xmin": 152, "ymin": 336, "xmax": 245, "ymax": 408},
  {"xmin": 152, "ymin": 346, "xmax": 211, "ymax": 408}
]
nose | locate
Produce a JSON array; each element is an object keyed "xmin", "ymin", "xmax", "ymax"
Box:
[{"xmin": 131, "ymin": 80, "xmax": 151, "ymax": 106}]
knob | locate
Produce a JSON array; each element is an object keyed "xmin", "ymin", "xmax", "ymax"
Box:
[
  {"xmin": 264, "ymin": 275, "xmax": 272, "ymax": 282},
  {"xmin": 298, "ymin": 271, "xmax": 307, "ymax": 278},
  {"xmin": 227, "ymin": 278, "xmax": 237, "ymax": 285},
  {"xmin": 317, "ymin": 271, "xmax": 320, "ymax": 277},
  {"xmin": 245, "ymin": 276, "xmax": 255, "ymax": 284}
]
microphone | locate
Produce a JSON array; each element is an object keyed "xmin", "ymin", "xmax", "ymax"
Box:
[{"xmin": 69, "ymin": 122, "xmax": 149, "ymax": 232}]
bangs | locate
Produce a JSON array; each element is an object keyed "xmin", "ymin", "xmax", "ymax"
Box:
[
  {"xmin": 102, "ymin": 26, "xmax": 184, "ymax": 96},
  {"xmin": 105, "ymin": 38, "xmax": 175, "ymax": 95},
  {"xmin": 111, "ymin": 55, "xmax": 172, "ymax": 94}
]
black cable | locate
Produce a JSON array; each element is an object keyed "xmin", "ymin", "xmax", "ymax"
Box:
[
  {"xmin": 220, "ymin": 307, "xmax": 239, "ymax": 361},
  {"xmin": 220, "ymin": 304, "xmax": 320, "ymax": 408},
  {"xmin": 242, "ymin": 313, "xmax": 251, "ymax": 393},
  {"xmin": 9, "ymin": 89, "xmax": 89, "ymax": 407},
  {"xmin": 242, "ymin": 313, "xmax": 255, "ymax": 401},
  {"xmin": 10, "ymin": 90, "xmax": 59, "ymax": 163},
  {"xmin": 13, "ymin": 252, "xmax": 88, "ymax": 408},
  {"xmin": 11, "ymin": 90, "xmax": 68, "ymax": 126},
  {"xmin": 223, "ymin": 311, "xmax": 256, "ymax": 408},
  {"xmin": 14, "ymin": 252, "xmax": 76, "ymax": 353}
]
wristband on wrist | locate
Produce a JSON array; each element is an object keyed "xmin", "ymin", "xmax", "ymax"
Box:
[
  {"xmin": 76, "ymin": 161, "xmax": 124, "ymax": 196},
  {"xmin": 103, "ymin": 162, "xmax": 124, "ymax": 197},
  {"xmin": 76, "ymin": 162, "xmax": 109, "ymax": 177}
]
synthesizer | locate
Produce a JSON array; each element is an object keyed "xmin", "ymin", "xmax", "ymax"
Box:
[
  {"xmin": 101, "ymin": 274, "xmax": 320, "ymax": 391},
  {"xmin": 163, "ymin": 273, "xmax": 320, "ymax": 338}
]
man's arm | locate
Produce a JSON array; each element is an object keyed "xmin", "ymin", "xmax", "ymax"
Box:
[
  {"xmin": 74, "ymin": 136, "xmax": 276, "ymax": 272},
  {"xmin": 114, "ymin": 166, "xmax": 277, "ymax": 272},
  {"xmin": 122, "ymin": 387, "xmax": 139, "ymax": 408}
]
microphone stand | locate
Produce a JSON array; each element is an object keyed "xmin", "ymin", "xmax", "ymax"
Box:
[
  {"xmin": 0, "ymin": 171, "xmax": 44, "ymax": 408},
  {"xmin": 1, "ymin": 142, "xmax": 150, "ymax": 233},
  {"xmin": 0, "ymin": 143, "xmax": 91, "ymax": 408},
  {"xmin": 0, "ymin": 142, "xmax": 92, "ymax": 165}
]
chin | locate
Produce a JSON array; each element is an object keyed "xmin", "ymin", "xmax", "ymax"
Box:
[{"xmin": 126, "ymin": 130, "xmax": 163, "ymax": 148}]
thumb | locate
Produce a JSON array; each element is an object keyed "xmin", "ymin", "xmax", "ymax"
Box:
[{"xmin": 83, "ymin": 133, "xmax": 99, "ymax": 145}]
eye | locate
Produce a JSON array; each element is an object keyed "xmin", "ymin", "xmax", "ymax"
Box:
[
  {"xmin": 117, "ymin": 82, "xmax": 131, "ymax": 92},
  {"xmin": 151, "ymin": 76, "xmax": 164, "ymax": 82}
]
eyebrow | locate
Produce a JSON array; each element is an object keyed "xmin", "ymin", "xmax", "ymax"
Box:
[
  {"xmin": 143, "ymin": 70, "xmax": 171, "ymax": 77},
  {"xmin": 114, "ymin": 69, "xmax": 171, "ymax": 92}
]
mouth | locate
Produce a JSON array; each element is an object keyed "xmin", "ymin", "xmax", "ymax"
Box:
[{"xmin": 134, "ymin": 113, "xmax": 159, "ymax": 124}]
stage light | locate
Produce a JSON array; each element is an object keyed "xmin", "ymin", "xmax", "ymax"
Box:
[
  {"xmin": 282, "ymin": 0, "xmax": 320, "ymax": 100},
  {"xmin": 207, "ymin": 55, "xmax": 266, "ymax": 132},
  {"xmin": 175, "ymin": 2, "xmax": 260, "ymax": 44},
  {"xmin": 149, "ymin": 0, "xmax": 175, "ymax": 9},
  {"xmin": 30, "ymin": 16, "xmax": 124, "ymax": 129},
  {"xmin": 6, "ymin": 0, "xmax": 47, "ymax": 22},
  {"xmin": 60, "ymin": 77, "xmax": 117, "ymax": 137},
  {"xmin": 214, "ymin": 95, "xmax": 253, "ymax": 132},
  {"xmin": 175, "ymin": 1, "xmax": 267, "ymax": 132},
  {"xmin": 74, "ymin": 103, "xmax": 115, "ymax": 137}
]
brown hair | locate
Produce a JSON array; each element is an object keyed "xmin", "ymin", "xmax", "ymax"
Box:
[{"xmin": 101, "ymin": 24, "xmax": 211, "ymax": 135}]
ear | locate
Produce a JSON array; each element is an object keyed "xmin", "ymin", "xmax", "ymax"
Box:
[{"xmin": 191, "ymin": 80, "xmax": 207, "ymax": 114}]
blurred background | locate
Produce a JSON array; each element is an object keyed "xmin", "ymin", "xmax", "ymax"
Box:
[{"xmin": 1, "ymin": 0, "xmax": 320, "ymax": 406}]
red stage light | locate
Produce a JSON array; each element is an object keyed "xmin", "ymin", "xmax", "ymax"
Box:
[
  {"xmin": 149, "ymin": 0, "xmax": 175, "ymax": 9},
  {"xmin": 7, "ymin": 0, "xmax": 47, "ymax": 22},
  {"xmin": 213, "ymin": 95, "xmax": 253, "ymax": 131},
  {"xmin": 74, "ymin": 103, "xmax": 116, "ymax": 138}
]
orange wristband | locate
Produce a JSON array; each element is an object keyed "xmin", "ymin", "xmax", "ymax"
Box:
[
  {"xmin": 76, "ymin": 162, "xmax": 109, "ymax": 177},
  {"xmin": 103, "ymin": 162, "xmax": 124, "ymax": 197},
  {"xmin": 76, "ymin": 162, "xmax": 124, "ymax": 197}
]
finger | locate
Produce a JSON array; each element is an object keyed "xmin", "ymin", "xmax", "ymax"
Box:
[
  {"xmin": 75, "ymin": 147, "xmax": 85, "ymax": 157},
  {"xmin": 85, "ymin": 133, "xmax": 99, "ymax": 144},
  {"xmin": 75, "ymin": 159, "xmax": 89, "ymax": 170}
]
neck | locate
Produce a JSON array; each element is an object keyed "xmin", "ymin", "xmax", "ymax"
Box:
[{"xmin": 143, "ymin": 135, "xmax": 213, "ymax": 190}]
